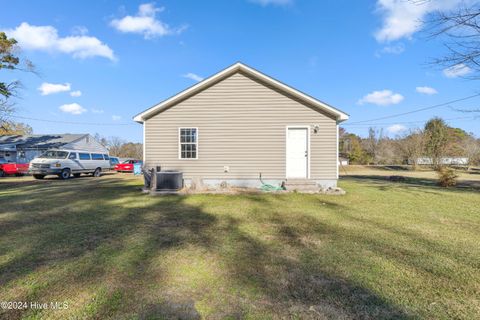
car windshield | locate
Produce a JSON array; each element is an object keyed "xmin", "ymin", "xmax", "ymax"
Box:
[
  {"xmin": 122, "ymin": 160, "xmax": 132, "ymax": 164},
  {"xmin": 38, "ymin": 151, "xmax": 69, "ymax": 159},
  {"xmin": 0, "ymin": 158, "xmax": 6, "ymax": 164}
]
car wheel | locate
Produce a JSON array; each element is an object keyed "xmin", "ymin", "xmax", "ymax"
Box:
[
  {"xmin": 93, "ymin": 168, "xmax": 101, "ymax": 177},
  {"xmin": 33, "ymin": 174, "xmax": 45, "ymax": 180},
  {"xmin": 0, "ymin": 171, "xmax": 5, "ymax": 177},
  {"xmin": 73, "ymin": 173, "xmax": 81, "ymax": 178},
  {"xmin": 59, "ymin": 169, "xmax": 71, "ymax": 180}
]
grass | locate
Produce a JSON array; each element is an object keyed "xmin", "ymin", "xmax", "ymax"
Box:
[{"xmin": 0, "ymin": 170, "xmax": 479, "ymax": 319}]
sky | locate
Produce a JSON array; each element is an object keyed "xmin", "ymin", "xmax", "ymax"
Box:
[{"xmin": 1, "ymin": 0, "xmax": 479, "ymax": 142}]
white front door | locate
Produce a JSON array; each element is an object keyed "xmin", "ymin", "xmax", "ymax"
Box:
[{"xmin": 286, "ymin": 127, "xmax": 308, "ymax": 178}]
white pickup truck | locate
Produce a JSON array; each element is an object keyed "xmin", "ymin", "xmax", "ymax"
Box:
[{"xmin": 29, "ymin": 149, "xmax": 111, "ymax": 180}]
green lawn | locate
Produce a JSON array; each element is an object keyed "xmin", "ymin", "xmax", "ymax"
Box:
[{"xmin": 0, "ymin": 172, "xmax": 479, "ymax": 319}]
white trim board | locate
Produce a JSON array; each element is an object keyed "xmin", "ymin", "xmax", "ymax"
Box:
[{"xmin": 133, "ymin": 62, "xmax": 349, "ymax": 123}]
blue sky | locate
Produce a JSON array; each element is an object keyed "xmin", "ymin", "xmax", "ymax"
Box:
[{"xmin": 1, "ymin": 0, "xmax": 479, "ymax": 142}]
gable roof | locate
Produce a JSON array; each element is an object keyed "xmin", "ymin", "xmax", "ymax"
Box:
[
  {"xmin": 133, "ymin": 62, "xmax": 349, "ymax": 123},
  {"xmin": 0, "ymin": 134, "xmax": 87, "ymax": 149}
]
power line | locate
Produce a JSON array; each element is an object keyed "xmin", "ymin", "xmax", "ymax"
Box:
[
  {"xmin": 346, "ymin": 93, "xmax": 480, "ymax": 125},
  {"xmin": 343, "ymin": 115, "xmax": 479, "ymax": 128},
  {"xmin": 7, "ymin": 114, "xmax": 137, "ymax": 126}
]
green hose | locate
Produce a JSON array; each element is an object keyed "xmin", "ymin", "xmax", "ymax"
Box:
[
  {"xmin": 261, "ymin": 184, "xmax": 284, "ymax": 191},
  {"xmin": 259, "ymin": 173, "xmax": 285, "ymax": 192}
]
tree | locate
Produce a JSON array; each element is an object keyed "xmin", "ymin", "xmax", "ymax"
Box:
[
  {"xmin": 93, "ymin": 133, "xmax": 108, "ymax": 148},
  {"xmin": 0, "ymin": 31, "xmax": 34, "ymax": 131},
  {"xmin": 103, "ymin": 136, "xmax": 143, "ymax": 160},
  {"xmin": 462, "ymin": 136, "xmax": 480, "ymax": 170},
  {"xmin": 106, "ymin": 136, "xmax": 125, "ymax": 157},
  {"xmin": 118, "ymin": 142, "xmax": 143, "ymax": 160},
  {"xmin": 339, "ymin": 129, "xmax": 369, "ymax": 164},
  {"xmin": 376, "ymin": 138, "xmax": 402, "ymax": 165},
  {"xmin": 0, "ymin": 122, "xmax": 32, "ymax": 135},
  {"xmin": 364, "ymin": 127, "xmax": 383, "ymax": 165},
  {"xmin": 421, "ymin": 2, "xmax": 480, "ymax": 80},
  {"xmin": 424, "ymin": 117, "xmax": 449, "ymax": 169},
  {"xmin": 445, "ymin": 127, "xmax": 469, "ymax": 156},
  {"xmin": 397, "ymin": 129, "xmax": 426, "ymax": 170}
]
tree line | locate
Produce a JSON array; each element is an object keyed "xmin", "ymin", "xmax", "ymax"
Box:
[
  {"xmin": 94, "ymin": 134, "xmax": 143, "ymax": 160},
  {"xmin": 340, "ymin": 117, "xmax": 480, "ymax": 170}
]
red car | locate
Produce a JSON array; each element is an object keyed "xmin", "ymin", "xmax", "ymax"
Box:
[
  {"xmin": 114, "ymin": 159, "xmax": 142, "ymax": 173},
  {"xmin": 0, "ymin": 159, "xmax": 29, "ymax": 177}
]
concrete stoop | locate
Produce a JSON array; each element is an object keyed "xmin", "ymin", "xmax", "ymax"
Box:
[
  {"xmin": 284, "ymin": 179, "xmax": 320, "ymax": 193},
  {"xmin": 284, "ymin": 179, "xmax": 346, "ymax": 195}
]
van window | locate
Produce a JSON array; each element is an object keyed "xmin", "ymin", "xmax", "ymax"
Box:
[
  {"xmin": 39, "ymin": 151, "xmax": 68, "ymax": 159},
  {"xmin": 92, "ymin": 153, "xmax": 104, "ymax": 160},
  {"xmin": 103, "ymin": 154, "xmax": 110, "ymax": 160},
  {"xmin": 68, "ymin": 152, "xmax": 77, "ymax": 160},
  {"xmin": 79, "ymin": 153, "xmax": 91, "ymax": 160}
]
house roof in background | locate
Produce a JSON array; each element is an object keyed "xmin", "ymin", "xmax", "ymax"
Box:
[
  {"xmin": 0, "ymin": 134, "xmax": 87, "ymax": 149},
  {"xmin": 134, "ymin": 62, "xmax": 349, "ymax": 123}
]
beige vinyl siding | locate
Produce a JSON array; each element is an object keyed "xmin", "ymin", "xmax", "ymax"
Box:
[{"xmin": 144, "ymin": 71, "xmax": 338, "ymax": 180}]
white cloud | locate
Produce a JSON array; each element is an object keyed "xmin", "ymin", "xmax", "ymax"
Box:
[
  {"xmin": 416, "ymin": 86, "xmax": 438, "ymax": 95},
  {"xmin": 112, "ymin": 115, "xmax": 122, "ymax": 121},
  {"xmin": 382, "ymin": 43, "xmax": 405, "ymax": 54},
  {"xmin": 38, "ymin": 82, "xmax": 71, "ymax": 95},
  {"xmin": 375, "ymin": 43, "xmax": 405, "ymax": 57},
  {"xmin": 91, "ymin": 108, "xmax": 104, "ymax": 114},
  {"xmin": 59, "ymin": 103, "xmax": 87, "ymax": 115},
  {"xmin": 70, "ymin": 90, "xmax": 82, "ymax": 97},
  {"xmin": 249, "ymin": 0, "xmax": 293, "ymax": 6},
  {"xmin": 387, "ymin": 124, "xmax": 407, "ymax": 134},
  {"xmin": 4, "ymin": 22, "xmax": 115, "ymax": 60},
  {"xmin": 358, "ymin": 90, "xmax": 404, "ymax": 106},
  {"xmin": 110, "ymin": 3, "xmax": 186, "ymax": 39},
  {"xmin": 374, "ymin": 0, "xmax": 471, "ymax": 42},
  {"xmin": 182, "ymin": 72, "xmax": 204, "ymax": 82},
  {"xmin": 443, "ymin": 64, "xmax": 473, "ymax": 78},
  {"xmin": 71, "ymin": 26, "xmax": 88, "ymax": 36}
]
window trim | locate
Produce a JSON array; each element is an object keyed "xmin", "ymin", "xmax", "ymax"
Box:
[{"xmin": 178, "ymin": 127, "xmax": 198, "ymax": 160}]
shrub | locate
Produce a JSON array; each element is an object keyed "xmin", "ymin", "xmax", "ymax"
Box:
[{"xmin": 437, "ymin": 167, "xmax": 458, "ymax": 187}]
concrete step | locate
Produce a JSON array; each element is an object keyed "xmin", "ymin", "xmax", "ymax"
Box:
[
  {"xmin": 286, "ymin": 188, "xmax": 320, "ymax": 193},
  {"xmin": 284, "ymin": 180, "xmax": 320, "ymax": 192},
  {"xmin": 285, "ymin": 179, "xmax": 318, "ymax": 186}
]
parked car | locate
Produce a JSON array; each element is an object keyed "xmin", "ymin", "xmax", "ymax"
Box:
[
  {"xmin": 109, "ymin": 156, "xmax": 120, "ymax": 169},
  {"xmin": 0, "ymin": 158, "xmax": 29, "ymax": 177},
  {"xmin": 114, "ymin": 159, "xmax": 143, "ymax": 173},
  {"xmin": 29, "ymin": 149, "xmax": 111, "ymax": 180}
]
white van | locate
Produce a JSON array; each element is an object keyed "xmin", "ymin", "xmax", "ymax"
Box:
[{"xmin": 29, "ymin": 149, "xmax": 111, "ymax": 180}]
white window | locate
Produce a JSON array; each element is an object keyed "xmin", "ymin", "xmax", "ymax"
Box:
[{"xmin": 179, "ymin": 128, "xmax": 198, "ymax": 159}]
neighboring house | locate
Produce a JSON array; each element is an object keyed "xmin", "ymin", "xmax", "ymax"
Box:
[
  {"xmin": 0, "ymin": 134, "xmax": 108, "ymax": 163},
  {"xmin": 408, "ymin": 157, "xmax": 469, "ymax": 165},
  {"xmin": 338, "ymin": 157, "xmax": 349, "ymax": 166},
  {"xmin": 134, "ymin": 63, "xmax": 349, "ymax": 188}
]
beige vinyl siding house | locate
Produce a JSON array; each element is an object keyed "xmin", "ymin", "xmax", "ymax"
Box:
[{"xmin": 134, "ymin": 63, "xmax": 349, "ymax": 188}]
